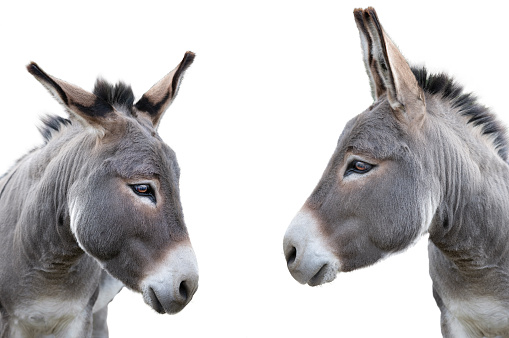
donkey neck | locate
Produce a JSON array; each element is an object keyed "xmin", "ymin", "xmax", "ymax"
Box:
[
  {"xmin": 10, "ymin": 125, "xmax": 102, "ymax": 271},
  {"xmin": 425, "ymin": 95, "xmax": 509, "ymax": 276}
]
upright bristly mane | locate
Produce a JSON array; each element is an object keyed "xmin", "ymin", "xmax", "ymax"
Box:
[
  {"xmin": 38, "ymin": 79, "xmax": 136, "ymax": 143},
  {"xmin": 38, "ymin": 115, "xmax": 72, "ymax": 144},
  {"xmin": 93, "ymin": 79, "xmax": 135, "ymax": 113},
  {"xmin": 411, "ymin": 67, "xmax": 508, "ymax": 162}
]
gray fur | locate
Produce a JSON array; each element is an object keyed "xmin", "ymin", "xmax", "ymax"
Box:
[
  {"xmin": 0, "ymin": 53, "xmax": 197, "ymax": 337},
  {"xmin": 285, "ymin": 7, "xmax": 509, "ymax": 337}
]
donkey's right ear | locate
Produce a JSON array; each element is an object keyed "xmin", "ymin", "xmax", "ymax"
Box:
[{"xmin": 27, "ymin": 62, "xmax": 115, "ymax": 127}]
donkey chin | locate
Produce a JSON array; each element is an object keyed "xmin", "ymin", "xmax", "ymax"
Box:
[{"xmin": 283, "ymin": 209, "xmax": 341, "ymax": 286}]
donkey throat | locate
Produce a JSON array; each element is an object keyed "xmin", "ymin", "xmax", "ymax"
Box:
[
  {"xmin": 447, "ymin": 296, "xmax": 509, "ymax": 337},
  {"xmin": 92, "ymin": 274, "xmax": 124, "ymax": 312},
  {"xmin": 13, "ymin": 298, "xmax": 88, "ymax": 335}
]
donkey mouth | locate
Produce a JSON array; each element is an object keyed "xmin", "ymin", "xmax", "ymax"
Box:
[
  {"xmin": 308, "ymin": 263, "xmax": 338, "ymax": 286},
  {"xmin": 143, "ymin": 283, "xmax": 197, "ymax": 315},
  {"xmin": 284, "ymin": 208, "xmax": 341, "ymax": 286},
  {"xmin": 140, "ymin": 243, "xmax": 199, "ymax": 314},
  {"xmin": 146, "ymin": 287, "xmax": 166, "ymax": 314}
]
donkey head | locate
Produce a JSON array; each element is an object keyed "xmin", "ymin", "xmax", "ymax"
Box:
[
  {"xmin": 27, "ymin": 53, "xmax": 198, "ymax": 314},
  {"xmin": 284, "ymin": 8, "xmax": 434, "ymax": 286}
]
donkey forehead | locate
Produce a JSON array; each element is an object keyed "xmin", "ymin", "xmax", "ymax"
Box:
[
  {"xmin": 337, "ymin": 99, "xmax": 408, "ymax": 159},
  {"xmin": 106, "ymin": 120, "xmax": 179, "ymax": 177}
]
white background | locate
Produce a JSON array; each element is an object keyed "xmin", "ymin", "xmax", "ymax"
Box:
[{"xmin": 1, "ymin": 1, "xmax": 508, "ymax": 337}]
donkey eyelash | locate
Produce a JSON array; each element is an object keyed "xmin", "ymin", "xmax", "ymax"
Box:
[
  {"xmin": 130, "ymin": 184, "xmax": 156, "ymax": 204},
  {"xmin": 344, "ymin": 160, "xmax": 375, "ymax": 177}
]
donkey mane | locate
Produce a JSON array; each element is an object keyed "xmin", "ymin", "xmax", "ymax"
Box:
[
  {"xmin": 93, "ymin": 79, "xmax": 135, "ymax": 113},
  {"xmin": 39, "ymin": 115, "xmax": 72, "ymax": 143},
  {"xmin": 411, "ymin": 66, "xmax": 508, "ymax": 161},
  {"xmin": 38, "ymin": 79, "xmax": 137, "ymax": 143}
]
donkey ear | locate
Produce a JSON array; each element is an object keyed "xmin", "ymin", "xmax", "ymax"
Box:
[
  {"xmin": 27, "ymin": 62, "xmax": 115, "ymax": 127},
  {"xmin": 354, "ymin": 9, "xmax": 386, "ymax": 101},
  {"xmin": 134, "ymin": 51, "xmax": 195, "ymax": 128},
  {"xmin": 354, "ymin": 8, "xmax": 425, "ymax": 118}
]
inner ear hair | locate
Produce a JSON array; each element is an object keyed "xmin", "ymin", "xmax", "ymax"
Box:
[
  {"xmin": 362, "ymin": 8, "xmax": 402, "ymax": 110},
  {"xmin": 354, "ymin": 8, "xmax": 389, "ymax": 101}
]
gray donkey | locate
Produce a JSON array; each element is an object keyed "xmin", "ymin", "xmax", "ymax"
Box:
[
  {"xmin": 0, "ymin": 52, "xmax": 198, "ymax": 337},
  {"xmin": 284, "ymin": 8, "xmax": 509, "ymax": 337}
]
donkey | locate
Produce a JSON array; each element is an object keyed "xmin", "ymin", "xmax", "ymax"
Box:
[
  {"xmin": 284, "ymin": 7, "xmax": 509, "ymax": 337},
  {"xmin": 0, "ymin": 52, "xmax": 199, "ymax": 337}
]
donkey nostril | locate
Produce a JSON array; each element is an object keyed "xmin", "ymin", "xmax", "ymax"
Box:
[
  {"xmin": 179, "ymin": 281, "xmax": 189, "ymax": 301},
  {"xmin": 286, "ymin": 246, "xmax": 297, "ymax": 266}
]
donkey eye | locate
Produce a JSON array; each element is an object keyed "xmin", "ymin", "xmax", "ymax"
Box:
[
  {"xmin": 135, "ymin": 184, "xmax": 149, "ymax": 193},
  {"xmin": 355, "ymin": 161, "xmax": 369, "ymax": 171},
  {"xmin": 345, "ymin": 160, "xmax": 374, "ymax": 177},
  {"xmin": 130, "ymin": 184, "xmax": 156, "ymax": 203}
]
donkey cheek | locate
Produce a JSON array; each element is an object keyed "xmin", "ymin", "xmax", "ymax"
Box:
[
  {"xmin": 73, "ymin": 200, "xmax": 132, "ymax": 261},
  {"xmin": 77, "ymin": 224, "xmax": 124, "ymax": 261},
  {"xmin": 102, "ymin": 250, "xmax": 148, "ymax": 291}
]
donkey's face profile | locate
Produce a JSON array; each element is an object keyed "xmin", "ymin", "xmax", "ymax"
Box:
[
  {"xmin": 23, "ymin": 53, "xmax": 198, "ymax": 315},
  {"xmin": 284, "ymin": 7, "xmax": 509, "ymax": 336},
  {"xmin": 283, "ymin": 9, "xmax": 430, "ymax": 286},
  {"xmin": 287, "ymin": 102, "xmax": 430, "ymax": 284}
]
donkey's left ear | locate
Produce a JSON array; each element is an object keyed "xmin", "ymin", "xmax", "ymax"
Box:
[
  {"xmin": 354, "ymin": 8, "xmax": 425, "ymax": 122},
  {"xmin": 134, "ymin": 51, "xmax": 195, "ymax": 128}
]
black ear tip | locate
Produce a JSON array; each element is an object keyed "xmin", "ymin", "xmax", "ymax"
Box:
[
  {"xmin": 181, "ymin": 51, "xmax": 196, "ymax": 70},
  {"xmin": 27, "ymin": 61, "xmax": 41, "ymax": 75},
  {"xmin": 353, "ymin": 8, "xmax": 364, "ymax": 22},
  {"xmin": 365, "ymin": 7, "xmax": 379, "ymax": 20}
]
